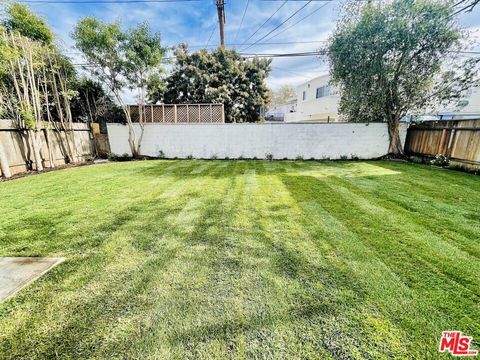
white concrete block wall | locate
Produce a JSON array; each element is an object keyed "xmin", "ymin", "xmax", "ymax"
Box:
[{"xmin": 107, "ymin": 123, "xmax": 408, "ymax": 160}]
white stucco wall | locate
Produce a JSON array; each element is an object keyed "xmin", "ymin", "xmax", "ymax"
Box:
[{"xmin": 107, "ymin": 123, "xmax": 408, "ymax": 160}]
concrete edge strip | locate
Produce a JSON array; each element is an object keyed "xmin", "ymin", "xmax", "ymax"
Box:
[{"xmin": 2, "ymin": 257, "xmax": 66, "ymax": 303}]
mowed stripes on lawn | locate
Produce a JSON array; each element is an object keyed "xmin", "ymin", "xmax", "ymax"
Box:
[{"xmin": 0, "ymin": 160, "xmax": 478, "ymax": 359}]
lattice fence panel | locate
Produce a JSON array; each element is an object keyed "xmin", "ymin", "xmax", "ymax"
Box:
[
  {"xmin": 129, "ymin": 106, "xmax": 140, "ymax": 122},
  {"xmin": 164, "ymin": 106, "xmax": 175, "ymax": 123},
  {"xmin": 188, "ymin": 105, "xmax": 200, "ymax": 123},
  {"xmin": 176, "ymin": 105, "xmax": 188, "ymax": 123},
  {"xmin": 152, "ymin": 106, "xmax": 164, "ymax": 123},
  {"xmin": 200, "ymin": 106, "xmax": 211, "ymax": 123},
  {"xmin": 128, "ymin": 104, "xmax": 224, "ymax": 123},
  {"xmin": 144, "ymin": 106, "xmax": 153, "ymax": 122},
  {"xmin": 211, "ymin": 105, "xmax": 223, "ymax": 123}
]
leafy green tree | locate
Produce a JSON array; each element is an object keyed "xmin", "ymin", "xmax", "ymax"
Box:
[
  {"xmin": 327, "ymin": 0, "xmax": 479, "ymax": 155},
  {"xmin": 269, "ymin": 85, "xmax": 296, "ymax": 109},
  {"xmin": 70, "ymin": 77, "xmax": 123, "ymax": 124},
  {"xmin": 152, "ymin": 46, "xmax": 271, "ymax": 123},
  {"xmin": 73, "ymin": 18, "xmax": 165, "ymax": 156},
  {"xmin": 1, "ymin": 3, "xmax": 53, "ymax": 44}
]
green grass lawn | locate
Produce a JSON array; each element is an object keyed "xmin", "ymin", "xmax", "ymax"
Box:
[{"xmin": 0, "ymin": 160, "xmax": 478, "ymax": 359}]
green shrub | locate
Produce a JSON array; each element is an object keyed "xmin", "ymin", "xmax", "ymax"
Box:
[
  {"xmin": 410, "ymin": 155, "xmax": 425, "ymax": 164},
  {"xmin": 108, "ymin": 153, "xmax": 130, "ymax": 162},
  {"xmin": 85, "ymin": 154, "xmax": 95, "ymax": 162},
  {"xmin": 266, "ymin": 153, "xmax": 273, "ymax": 161},
  {"xmin": 158, "ymin": 150, "xmax": 165, "ymax": 159},
  {"xmin": 431, "ymin": 154, "xmax": 449, "ymax": 167}
]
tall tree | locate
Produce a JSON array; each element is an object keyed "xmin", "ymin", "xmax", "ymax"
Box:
[
  {"xmin": 327, "ymin": 0, "xmax": 479, "ymax": 155},
  {"xmin": 70, "ymin": 77, "xmax": 123, "ymax": 124},
  {"xmin": 73, "ymin": 18, "xmax": 165, "ymax": 157},
  {"xmin": 152, "ymin": 46, "xmax": 271, "ymax": 123},
  {"xmin": 1, "ymin": 3, "xmax": 53, "ymax": 44},
  {"xmin": 0, "ymin": 3, "xmax": 80, "ymax": 171}
]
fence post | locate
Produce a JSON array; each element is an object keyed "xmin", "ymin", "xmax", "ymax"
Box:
[
  {"xmin": 162, "ymin": 104, "xmax": 165, "ymax": 123},
  {"xmin": 174, "ymin": 104, "xmax": 177, "ymax": 123},
  {"xmin": 210, "ymin": 104, "xmax": 213, "ymax": 123},
  {"xmin": 221, "ymin": 104, "xmax": 225, "ymax": 123},
  {"xmin": 198, "ymin": 105, "xmax": 201, "ymax": 122},
  {"xmin": 151, "ymin": 105, "xmax": 154, "ymax": 123},
  {"xmin": 0, "ymin": 141, "xmax": 11, "ymax": 178},
  {"xmin": 447, "ymin": 129, "xmax": 456, "ymax": 157},
  {"xmin": 186, "ymin": 104, "xmax": 189, "ymax": 123}
]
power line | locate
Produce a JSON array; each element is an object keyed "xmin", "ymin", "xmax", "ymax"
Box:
[
  {"xmin": 242, "ymin": 0, "xmax": 313, "ymax": 51},
  {"xmin": 240, "ymin": 49, "xmax": 480, "ymax": 58},
  {"xmin": 233, "ymin": 0, "xmax": 250, "ymax": 43},
  {"xmin": 18, "ymin": 0, "xmax": 199, "ymax": 3},
  {"xmin": 262, "ymin": 1, "xmax": 332, "ymax": 43},
  {"xmin": 63, "ymin": 40, "xmax": 329, "ymax": 58},
  {"xmin": 238, "ymin": 0, "xmax": 288, "ymax": 47},
  {"xmin": 205, "ymin": 24, "xmax": 217, "ymax": 47}
]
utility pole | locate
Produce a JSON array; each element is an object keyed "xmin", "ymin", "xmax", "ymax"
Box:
[{"xmin": 216, "ymin": 0, "xmax": 225, "ymax": 47}]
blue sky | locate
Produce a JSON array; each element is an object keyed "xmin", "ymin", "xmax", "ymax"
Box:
[{"xmin": 11, "ymin": 0, "xmax": 480, "ymax": 92}]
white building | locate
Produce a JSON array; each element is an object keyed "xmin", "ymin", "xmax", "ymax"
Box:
[
  {"xmin": 285, "ymin": 74, "xmax": 342, "ymax": 123},
  {"xmin": 432, "ymin": 86, "xmax": 480, "ymax": 119},
  {"xmin": 265, "ymin": 97, "xmax": 296, "ymax": 122}
]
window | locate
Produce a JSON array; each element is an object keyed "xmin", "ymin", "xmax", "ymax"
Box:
[
  {"xmin": 302, "ymin": 91, "xmax": 306, "ymax": 101},
  {"xmin": 316, "ymin": 86, "xmax": 330, "ymax": 98}
]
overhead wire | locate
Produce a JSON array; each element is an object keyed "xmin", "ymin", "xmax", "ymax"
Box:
[
  {"xmin": 260, "ymin": 0, "xmax": 332, "ymax": 43},
  {"xmin": 233, "ymin": 0, "xmax": 250, "ymax": 43},
  {"xmin": 242, "ymin": 0, "xmax": 313, "ymax": 51},
  {"xmin": 238, "ymin": 0, "xmax": 288, "ymax": 47},
  {"xmin": 18, "ymin": 0, "xmax": 199, "ymax": 3}
]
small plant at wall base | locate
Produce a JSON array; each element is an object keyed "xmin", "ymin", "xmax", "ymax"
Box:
[
  {"xmin": 431, "ymin": 154, "xmax": 449, "ymax": 167},
  {"xmin": 108, "ymin": 153, "xmax": 131, "ymax": 162},
  {"xmin": 327, "ymin": 0, "xmax": 480, "ymax": 156}
]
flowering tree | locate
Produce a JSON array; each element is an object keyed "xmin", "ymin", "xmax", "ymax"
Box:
[{"xmin": 150, "ymin": 46, "xmax": 271, "ymax": 123}]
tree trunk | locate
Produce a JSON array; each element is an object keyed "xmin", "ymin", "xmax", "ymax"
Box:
[
  {"xmin": 30, "ymin": 130, "xmax": 44, "ymax": 171},
  {"xmin": 44, "ymin": 128, "xmax": 56, "ymax": 168},
  {"xmin": 0, "ymin": 141, "xmax": 12, "ymax": 178},
  {"xmin": 387, "ymin": 117, "xmax": 404, "ymax": 156}
]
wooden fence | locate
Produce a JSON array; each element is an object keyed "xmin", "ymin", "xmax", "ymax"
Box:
[
  {"xmin": 0, "ymin": 120, "xmax": 95, "ymax": 176},
  {"xmin": 405, "ymin": 119, "xmax": 480, "ymax": 167},
  {"xmin": 128, "ymin": 104, "xmax": 225, "ymax": 124}
]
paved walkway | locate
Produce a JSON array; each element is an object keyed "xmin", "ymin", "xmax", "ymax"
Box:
[{"xmin": 0, "ymin": 257, "xmax": 64, "ymax": 302}]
